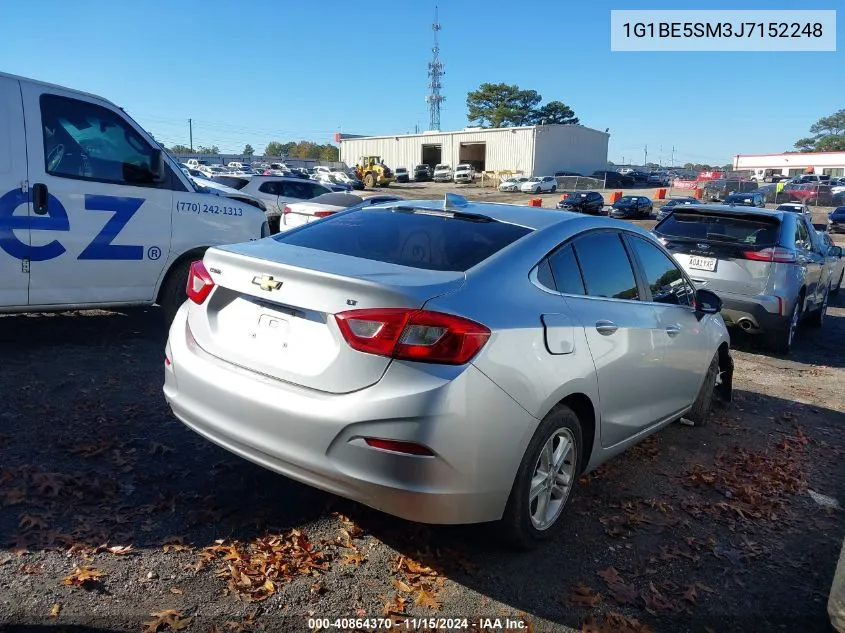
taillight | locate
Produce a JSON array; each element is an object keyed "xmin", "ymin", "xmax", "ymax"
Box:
[
  {"xmin": 313, "ymin": 210, "xmax": 336, "ymax": 218},
  {"xmin": 283, "ymin": 205, "xmax": 292, "ymax": 215},
  {"xmin": 743, "ymin": 247, "xmax": 796, "ymax": 263},
  {"xmin": 186, "ymin": 260, "xmax": 215, "ymax": 304},
  {"xmin": 334, "ymin": 308, "xmax": 490, "ymax": 365},
  {"xmin": 363, "ymin": 438, "xmax": 434, "ymax": 456}
]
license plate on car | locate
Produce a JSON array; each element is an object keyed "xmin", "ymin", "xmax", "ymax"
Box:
[
  {"xmin": 253, "ymin": 313, "xmax": 289, "ymax": 350},
  {"xmin": 689, "ymin": 256, "xmax": 717, "ymax": 272}
]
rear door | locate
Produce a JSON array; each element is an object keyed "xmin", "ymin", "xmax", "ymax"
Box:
[
  {"xmin": 0, "ymin": 75, "xmax": 30, "ymax": 307},
  {"xmin": 655, "ymin": 208, "xmax": 782, "ymax": 297},
  {"xmin": 796, "ymin": 217, "xmax": 824, "ymax": 308},
  {"xmin": 552, "ymin": 231, "xmax": 662, "ymax": 448},
  {"xmin": 625, "ymin": 234, "xmax": 708, "ymax": 419}
]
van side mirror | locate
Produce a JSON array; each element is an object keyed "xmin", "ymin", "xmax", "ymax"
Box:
[
  {"xmin": 150, "ymin": 148, "xmax": 166, "ymax": 183},
  {"xmin": 694, "ymin": 288, "xmax": 722, "ymax": 314},
  {"xmin": 831, "ymin": 246, "xmax": 843, "ymax": 258}
]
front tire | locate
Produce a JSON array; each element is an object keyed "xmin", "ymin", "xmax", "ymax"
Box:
[
  {"xmin": 685, "ymin": 353, "xmax": 719, "ymax": 426},
  {"xmin": 499, "ymin": 405, "xmax": 582, "ymax": 550},
  {"xmin": 363, "ymin": 173, "xmax": 376, "ymax": 188}
]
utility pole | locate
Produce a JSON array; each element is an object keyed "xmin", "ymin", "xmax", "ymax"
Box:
[
  {"xmin": 189, "ymin": 119, "xmax": 193, "ymax": 152},
  {"xmin": 670, "ymin": 146, "xmax": 675, "ymax": 167},
  {"xmin": 644, "ymin": 145, "xmax": 648, "ymax": 167}
]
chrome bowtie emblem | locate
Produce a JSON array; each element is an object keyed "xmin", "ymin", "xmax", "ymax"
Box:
[{"xmin": 251, "ymin": 275, "xmax": 282, "ymax": 291}]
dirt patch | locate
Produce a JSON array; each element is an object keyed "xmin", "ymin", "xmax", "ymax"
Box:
[{"xmin": 0, "ymin": 294, "xmax": 844, "ymax": 632}]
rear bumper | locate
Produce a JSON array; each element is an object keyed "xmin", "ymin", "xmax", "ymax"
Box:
[
  {"xmin": 718, "ymin": 293, "xmax": 788, "ymax": 332},
  {"xmin": 163, "ymin": 306, "xmax": 536, "ymax": 525}
]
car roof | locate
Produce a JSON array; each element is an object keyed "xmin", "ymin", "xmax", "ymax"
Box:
[
  {"xmin": 678, "ymin": 203, "xmax": 786, "ymax": 219},
  {"xmin": 383, "ymin": 198, "xmax": 583, "ymax": 231},
  {"xmin": 249, "ymin": 175, "xmax": 314, "ymax": 182}
]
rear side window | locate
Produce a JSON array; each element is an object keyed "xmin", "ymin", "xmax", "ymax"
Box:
[
  {"xmin": 275, "ymin": 208, "xmax": 532, "ymax": 272},
  {"xmin": 258, "ymin": 181, "xmax": 279, "ymax": 195},
  {"xmin": 280, "ymin": 180, "xmax": 315, "ymax": 199},
  {"xmin": 572, "ymin": 232, "xmax": 639, "ymax": 300},
  {"xmin": 547, "ymin": 245, "xmax": 586, "ymax": 295},
  {"xmin": 656, "ymin": 212, "xmax": 780, "ymax": 246}
]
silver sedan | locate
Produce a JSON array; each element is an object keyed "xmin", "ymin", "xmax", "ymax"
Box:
[{"xmin": 163, "ymin": 194, "xmax": 733, "ymax": 549}]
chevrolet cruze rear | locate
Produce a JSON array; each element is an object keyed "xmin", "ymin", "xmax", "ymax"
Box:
[{"xmin": 164, "ymin": 196, "xmax": 732, "ymax": 548}]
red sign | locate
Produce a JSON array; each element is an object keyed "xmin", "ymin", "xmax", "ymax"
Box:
[
  {"xmin": 673, "ymin": 179, "xmax": 698, "ymax": 190},
  {"xmin": 334, "ymin": 132, "xmax": 341, "ymax": 143},
  {"xmin": 696, "ymin": 171, "xmax": 724, "ymax": 181}
]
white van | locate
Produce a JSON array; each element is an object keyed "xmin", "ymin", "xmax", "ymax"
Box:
[{"xmin": 0, "ymin": 72, "xmax": 269, "ymax": 321}]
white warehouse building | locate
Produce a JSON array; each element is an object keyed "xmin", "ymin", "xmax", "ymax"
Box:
[{"xmin": 338, "ymin": 124, "xmax": 609, "ymax": 177}]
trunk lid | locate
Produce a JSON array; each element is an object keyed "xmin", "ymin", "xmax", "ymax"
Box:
[
  {"xmin": 187, "ymin": 241, "xmax": 465, "ymax": 393},
  {"xmin": 654, "ymin": 209, "xmax": 782, "ymax": 296}
]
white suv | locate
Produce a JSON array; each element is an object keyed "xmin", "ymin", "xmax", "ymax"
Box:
[
  {"xmin": 433, "ymin": 164, "xmax": 453, "ymax": 182},
  {"xmin": 454, "ymin": 164, "xmax": 476, "ymax": 184}
]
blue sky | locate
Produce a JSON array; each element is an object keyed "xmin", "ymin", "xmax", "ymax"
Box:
[{"xmin": 1, "ymin": 0, "xmax": 841, "ymax": 166}]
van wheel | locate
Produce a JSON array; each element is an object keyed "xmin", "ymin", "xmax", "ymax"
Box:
[
  {"xmin": 499, "ymin": 405, "xmax": 582, "ymax": 550},
  {"xmin": 159, "ymin": 261, "xmax": 191, "ymax": 325},
  {"xmin": 685, "ymin": 353, "xmax": 719, "ymax": 427}
]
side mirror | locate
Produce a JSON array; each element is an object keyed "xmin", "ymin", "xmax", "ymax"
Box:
[
  {"xmin": 832, "ymin": 246, "xmax": 843, "ymax": 258},
  {"xmin": 694, "ymin": 288, "xmax": 722, "ymax": 315},
  {"xmin": 150, "ymin": 149, "xmax": 166, "ymax": 183}
]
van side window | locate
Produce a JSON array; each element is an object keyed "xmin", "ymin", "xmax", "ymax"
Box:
[{"xmin": 40, "ymin": 94, "xmax": 156, "ymax": 185}]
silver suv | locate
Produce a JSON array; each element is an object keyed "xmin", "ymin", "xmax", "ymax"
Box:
[{"xmin": 653, "ymin": 204, "xmax": 833, "ymax": 354}]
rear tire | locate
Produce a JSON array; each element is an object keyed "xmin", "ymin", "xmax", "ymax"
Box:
[
  {"xmin": 807, "ymin": 285, "xmax": 829, "ymax": 328},
  {"xmin": 363, "ymin": 173, "xmax": 375, "ymax": 188},
  {"xmin": 767, "ymin": 296, "xmax": 802, "ymax": 355},
  {"xmin": 159, "ymin": 261, "xmax": 192, "ymax": 326},
  {"xmin": 685, "ymin": 353, "xmax": 719, "ymax": 427},
  {"xmin": 499, "ymin": 405, "xmax": 583, "ymax": 550},
  {"xmin": 550, "ymin": 185, "xmax": 557, "ymax": 193}
]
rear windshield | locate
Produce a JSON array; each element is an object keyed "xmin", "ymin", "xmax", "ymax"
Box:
[
  {"xmin": 213, "ymin": 176, "xmax": 249, "ymax": 190},
  {"xmin": 275, "ymin": 208, "xmax": 532, "ymax": 271},
  {"xmin": 656, "ymin": 211, "xmax": 780, "ymax": 246}
]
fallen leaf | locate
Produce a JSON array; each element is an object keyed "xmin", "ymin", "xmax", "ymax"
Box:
[
  {"xmin": 62, "ymin": 566, "xmax": 106, "ymax": 587},
  {"xmin": 343, "ymin": 552, "xmax": 363, "ymax": 566},
  {"xmin": 143, "ymin": 610, "xmax": 192, "ymax": 633},
  {"xmin": 414, "ymin": 588, "xmax": 441, "ymax": 610},
  {"xmin": 608, "ymin": 581, "xmax": 639, "ymax": 606},
  {"xmin": 393, "ymin": 578, "xmax": 413, "ymax": 593},
  {"xmin": 50, "ymin": 603, "xmax": 61, "ymax": 617},
  {"xmin": 569, "ymin": 583, "xmax": 602, "ymax": 607},
  {"xmin": 597, "ymin": 566, "xmax": 622, "ymax": 585},
  {"xmin": 169, "ymin": 587, "xmax": 183, "ymax": 595},
  {"xmin": 18, "ymin": 564, "xmax": 43, "ymax": 574},
  {"xmin": 108, "ymin": 545, "xmax": 134, "ymax": 556},
  {"xmin": 19, "ymin": 514, "xmax": 49, "ymax": 530}
]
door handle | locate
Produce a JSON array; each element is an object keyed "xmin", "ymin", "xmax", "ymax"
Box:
[
  {"xmin": 665, "ymin": 324, "xmax": 682, "ymax": 337},
  {"xmin": 32, "ymin": 183, "xmax": 48, "ymax": 216},
  {"xmin": 595, "ymin": 320, "xmax": 618, "ymax": 336}
]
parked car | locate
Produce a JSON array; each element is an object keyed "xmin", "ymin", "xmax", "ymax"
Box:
[
  {"xmin": 520, "ymin": 176, "xmax": 557, "ymax": 194},
  {"xmin": 702, "ymin": 179, "xmax": 758, "ymax": 201},
  {"xmin": 316, "ymin": 172, "xmax": 353, "ymax": 192},
  {"xmin": 189, "ymin": 177, "xmax": 268, "ymax": 217},
  {"xmin": 756, "ymin": 183, "xmax": 781, "ymax": 203},
  {"xmin": 593, "ymin": 171, "xmax": 635, "ymax": 188},
  {"xmin": 332, "ymin": 171, "xmax": 365, "ymax": 190},
  {"xmin": 394, "ymin": 167, "xmax": 410, "ymax": 183},
  {"xmin": 281, "ymin": 192, "xmax": 403, "ymax": 230},
  {"xmin": 609, "ymin": 195, "xmax": 653, "ymax": 219},
  {"xmin": 776, "ymin": 202, "xmax": 812, "ymax": 218},
  {"xmin": 163, "ymin": 194, "xmax": 732, "ymax": 549},
  {"xmin": 454, "ymin": 164, "xmax": 476, "ymax": 184},
  {"xmin": 648, "ymin": 172, "xmax": 671, "ymax": 186},
  {"xmin": 653, "ymin": 204, "xmax": 832, "ymax": 354},
  {"xmin": 828, "ymin": 206, "xmax": 845, "ymax": 234},
  {"xmin": 724, "ymin": 192, "xmax": 766, "ymax": 208},
  {"xmin": 782, "ymin": 183, "xmax": 836, "ymax": 207},
  {"xmin": 655, "ymin": 197, "xmax": 701, "ymax": 221},
  {"xmin": 818, "ymin": 231, "xmax": 844, "ymax": 295},
  {"xmin": 433, "ymin": 164, "xmax": 453, "ymax": 182},
  {"xmin": 414, "ymin": 164, "xmax": 432, "ymax": 181},
  {"xmin": 213, "ymin": 175, "xmax": 332, "ymax": 234},
  {"xmin": 499, "ymin": 177, "xmax": 529, "ymax": 192},
  {"xmin": 557, "ymin": 191, "xmax": 604, "ymax": 214},
  {"xmin": 629, "ymin": 171, "xmax": 650, "ymax": 184}
]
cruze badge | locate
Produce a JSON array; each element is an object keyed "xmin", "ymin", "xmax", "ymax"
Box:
[{"xmin": 252, "ymin": 275, "xmax": 282, "ymax": 291}]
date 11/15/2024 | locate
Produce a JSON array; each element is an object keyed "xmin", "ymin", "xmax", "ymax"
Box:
[
  {"xmin": 307, "ymin": 616, "xmax": 530, "ymax": 631},
  {"xmin": 176, "ymin": 201, "xmax": 243, "ymax": 216}
]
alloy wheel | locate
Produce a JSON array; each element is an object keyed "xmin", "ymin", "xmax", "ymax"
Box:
[{"xmin": 528, "ymin": 428, "xmax": 576, "ymax": 530}]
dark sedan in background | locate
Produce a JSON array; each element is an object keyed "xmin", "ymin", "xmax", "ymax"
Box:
[
  {"xmin": 414, "ymin": 164, "xmax": 432, "ymax": 181},
  {"xmin": 655, "ymin": 197, "xmax": 701, "ymax": 221},
  {"xmin": 592, "ymin": 171, "xmax": 635, "ymax": 188},
  {"xmin": 557, "ymin": 191, "xmax": 604, "ymax": 214},
  {"xmin": 723, "ymin": 192, "xmax": 766, "ymax": 208},
  {"xmin": 609, "ymin": 195, "xmax": 653, "ymax": 219},
  {"xmin": 829, "ymin": 206, "xmax": 845, "ymax": 234}
]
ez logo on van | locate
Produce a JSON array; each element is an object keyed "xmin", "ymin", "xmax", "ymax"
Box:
[{"xmin": 0, "ymin": 189, "xmax": 150, "ymax": 262}]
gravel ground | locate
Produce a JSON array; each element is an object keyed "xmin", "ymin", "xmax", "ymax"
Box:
[{"xmin": 0, "ymin": 210, "xmax": 844, "ymax": 633}]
